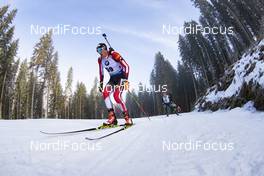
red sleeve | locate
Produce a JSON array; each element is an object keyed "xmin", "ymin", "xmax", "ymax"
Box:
[
  {"xmin": 111, "ymin": 51, "xmax": 122, "ymax": 61},
  {"xmin": 120, "ymin": 59, "xmax": 129, "ymax": 79},
  {"xmin": 98, "ymin": 58, "xmax": 104, "ymax": 82},
  {"xmin": 111, "ymin": 51, "xmax": 129, "ymax": 79}
]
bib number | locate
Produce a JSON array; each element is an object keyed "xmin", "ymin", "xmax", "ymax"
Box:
[{"xmin": 106, "ymin": 67, "xmax": 114, "ymax": 72}]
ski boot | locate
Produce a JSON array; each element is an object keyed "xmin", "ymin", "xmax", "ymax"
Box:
[
  {"xmin": 123, "ymin": 111, "xmax": 133, "ymax": 126},
  {"xmin": 102, "ymin": 109, "xmax": 118, "ymax": 128}
]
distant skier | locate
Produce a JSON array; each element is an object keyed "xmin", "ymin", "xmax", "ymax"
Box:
[
  {"xmin": 162, "ymin": 92, "xmax": 180, "ymax": 116},
  {"xmin": 97, "ymin": 43, "xmax": 133, "ymax": 126},
  {"xmin": 162, "ymin": 92, "xmax": 172, "ymax": 117},
  {"xmin": 176, "ymin": 105, "xmax": 182, "ymax": 114},
  {"xmin": 170, "ymin": 102, "xmax": 180, "ymax": 116}
]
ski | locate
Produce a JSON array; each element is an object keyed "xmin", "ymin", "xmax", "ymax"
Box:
[
  {"xmin": 40, "ymin": 124, "xmax": 126, "ymax": 135},
  {"xmin": 85, "ymin": 124, "xmax": 133, "ymax": 140}
]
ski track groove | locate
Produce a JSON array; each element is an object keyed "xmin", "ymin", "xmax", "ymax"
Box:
[{"xmin": 86, "ymin": 125, "xmax": 144, "ymax": 176}]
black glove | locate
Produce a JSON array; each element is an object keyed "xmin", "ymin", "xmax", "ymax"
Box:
[{"xmin": 98, "ymin": 82, "xmax": 103, "ymax": 93}]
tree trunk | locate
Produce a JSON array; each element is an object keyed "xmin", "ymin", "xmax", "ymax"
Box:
[
  {"xmin": 79, "ymin": 98, "xmax": 82, "ymax": 118},
  {"xmin": 31, "ymin": 70, "xmax": 37, "ymax": 119},
  {"xmin": 0, "ymin": 71, "xmax": 7, "ymax": 119},
  {"xmin": 191, "ymin": 70, "xmax": 198, "ymax": 101},
  {"xmin": 45, "ymin": 82, "xmax": 50, "ymax": 118},
  {"xmin": 26, "ymin": 90, "xmax": 29, "ymax": 119}
]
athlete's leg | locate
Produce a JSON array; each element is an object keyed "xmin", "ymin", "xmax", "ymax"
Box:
[
  {"xmin": 103, "ymin": 84, "xmax": 113, "ymax": 110},
  {"xmin": 113, "ymin": 85, "xmax": 127, "ymax": 112},
  {"xmin": 113, "ymin": 85, "xmax": 133, "ymax": 125},
  {"xmin": 102, "ymin": 83, "xmax": 117, "ymax": 125}
]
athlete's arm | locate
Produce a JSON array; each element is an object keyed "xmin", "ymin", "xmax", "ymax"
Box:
[{"xmin": 98, "ymin": 58, "xmax": 104, "ymax": 82}]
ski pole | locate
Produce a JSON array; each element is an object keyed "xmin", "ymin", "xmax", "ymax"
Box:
[{"xmin": 127, "ymin": 90, "xmax": 151, "ymax": 120}]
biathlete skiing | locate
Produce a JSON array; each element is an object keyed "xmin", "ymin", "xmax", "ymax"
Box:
[{"xmin": 97, "ymin": 42, "xmax": 133, "ymax": 126}]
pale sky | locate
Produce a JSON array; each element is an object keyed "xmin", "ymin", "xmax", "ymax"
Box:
[{"xmin": 1, "ymin": 0, "xmax": 200, "ymax": 91}]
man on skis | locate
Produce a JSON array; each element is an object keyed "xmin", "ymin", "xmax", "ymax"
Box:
[
  {"xmin": 162, "ymin": 92, "xmax": 180, "ymax": 116},
  {"xmin": 97, "ymin": 43, "xmax": 133, "ymax": 126},
  {"xmin": 162, "ymin": 92, "xmax": 172, "ymax": 117}
]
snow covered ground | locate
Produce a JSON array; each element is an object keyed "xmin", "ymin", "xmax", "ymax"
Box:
[{"xmin": 1, "ymin": 108, "xmax": 264, "ymax": 176}]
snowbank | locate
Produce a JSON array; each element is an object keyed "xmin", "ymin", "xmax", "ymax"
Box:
[{"xmin": 196, "ymin": 39, "xmax": 264, "ymax": 111}]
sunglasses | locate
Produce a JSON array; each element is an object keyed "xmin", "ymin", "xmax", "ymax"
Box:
[{"xmin": 97, "ymin": 47, "xmax": 103, "ymax": 54}]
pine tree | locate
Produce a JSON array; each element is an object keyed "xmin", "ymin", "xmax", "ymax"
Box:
[
  {"xmin": 259, "ymin": 16, "xmax": 264, "ymax": 40},
  {"xmin": 49, "ymin": 52, "xmax": 63, "ymax": 118},
  {"xmin": 150, "ymin": 52, "xmax": 178, "ymax": 114},
  {"xmin": 14, "ymin": 59, "xmax": 29, "ymax": 119},
  {"xmin": 72, "ymin": 82, "xmax": 87, "ymax": 119},
  {"xmin": 0, "ymin": 5, "xmax": 18, "ymax": 119},
  {"xmin": 64, "ymin": 67, "xmax": 73, "ymax": 118},
  {"xmin": 178, "ymin": 35, "xmax": 198, "ymax": 100},
  {"xmin": 29, "ymin": 31, "xmax": 56, "ymax": 118},
  {"xmin": 88, "ymin": 77, "xmax": 104, "ymax": 119}
]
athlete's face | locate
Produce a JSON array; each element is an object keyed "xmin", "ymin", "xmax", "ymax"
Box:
[{"xmin": 101, "ymin": 48, "xmax": 108, "ymax": 58}]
